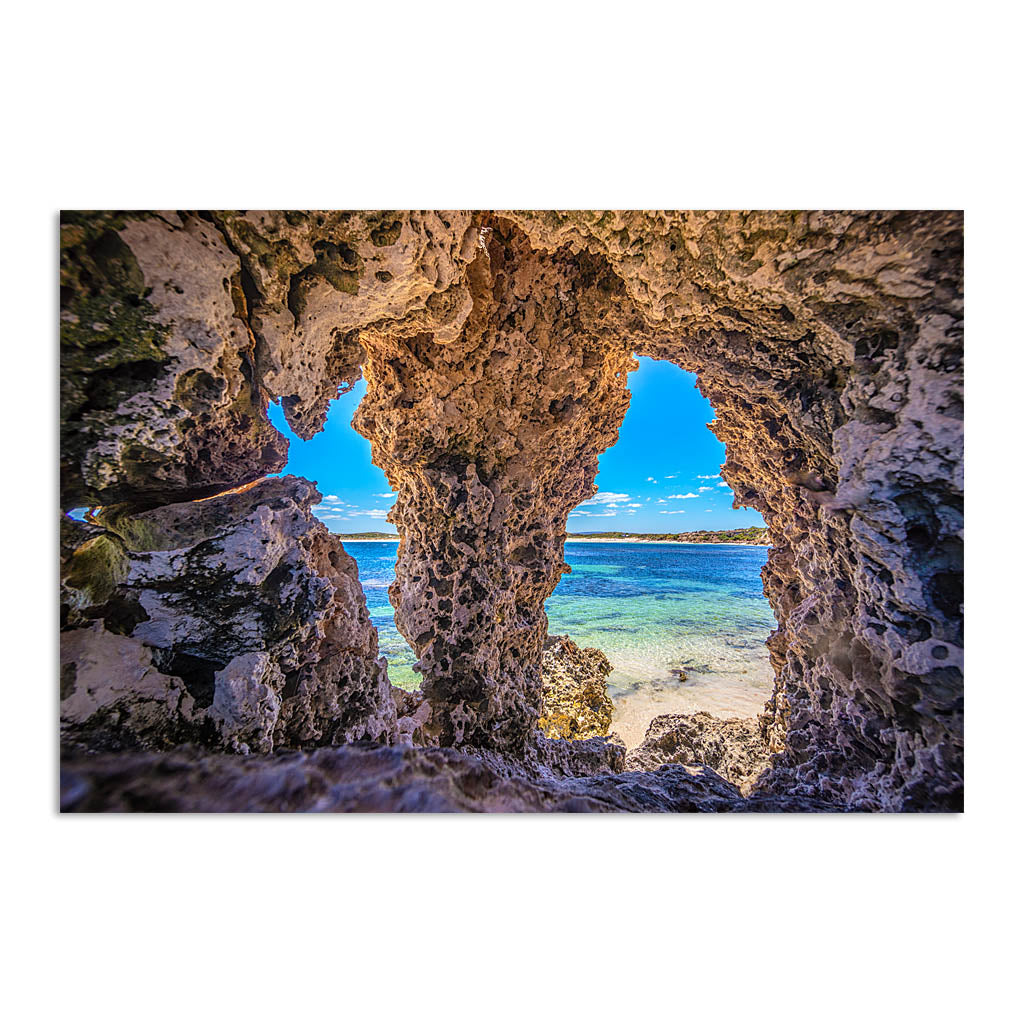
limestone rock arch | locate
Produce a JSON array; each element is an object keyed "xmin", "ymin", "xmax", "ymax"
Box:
[{"xmin": 59, "ymin": 210, "xmax": 963, "ymax": 810}]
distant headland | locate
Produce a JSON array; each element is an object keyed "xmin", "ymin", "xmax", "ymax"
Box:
[
  {"xmin": 566, "ymin": 527, "xmax": 769, "ymax": 545},
  {"xmin": 331, "ymin": 528, "xmax": 769, "ymax": 545}
]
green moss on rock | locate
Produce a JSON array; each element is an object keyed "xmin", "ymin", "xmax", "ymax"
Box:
[
  {"xmin": 60, "ymin": 214, "xmax": 175, "ymax": 505},
  {"xmin": 63, "ymin": 534, "xmax": 130, "ymax": 609}
]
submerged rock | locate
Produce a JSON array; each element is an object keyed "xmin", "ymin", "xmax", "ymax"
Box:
[{"xmin": 538, "ymin": 635, "xmax": 615, "ymax": 742}]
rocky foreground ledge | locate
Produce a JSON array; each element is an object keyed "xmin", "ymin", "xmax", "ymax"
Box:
[
  {"xmin": 58, "ymin": 650, "xmax": 840, "ymax": 813},
  {"xmin": 60, "ymin": 741, "xmax": 837, "ymax": 813}
]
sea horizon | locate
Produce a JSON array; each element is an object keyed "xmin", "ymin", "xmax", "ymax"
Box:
[{"xmin": 337, "ymin": 534, "xmax": 769, "ymax": 547}]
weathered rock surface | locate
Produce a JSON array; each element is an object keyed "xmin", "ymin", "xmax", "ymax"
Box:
[
  {"xmin": 538, "ymin": 635, "xmax": 615, "ymax": 741},
  {"xmin": 626, "ymin": 712, "xmax": 770, "ymax": 795},
  {"xmin": 506, "ymin": 211, "xmax": 963, "ymax": 810},
  {"xmin": 391, "ymin": 681, "xmax": 626, "ymax": 776},
  {"xmin": 60, "ymin": 211, "xmax": 476, "ymax": 510},
  {"xmin": 60, "ymin": 210, "xmax": 963, "ymax": 811},
  {"xmin": 60, "ymin": 213, "xmax": 289, "ymax": 509},
  {"xmin": 59, "ymin": 743, "xmax": 835, "ymax": 813},
  {"xmin": 352, "ymin": 222, "xmax": 641, "ymax": 753},
  {"xmin": 60, "ymin": 476, "xmax": 395, "ymax": 752},
  {"xmin": 529, "ymin": 733, "xmax": 626, "ymax": 777},
  {"xmin": 60, "ymin": 623, "xmax": 202, "ymax": 746},
  {"xmin": 392, "ymin": 686, "xmax": 434, "ymax": 746}
]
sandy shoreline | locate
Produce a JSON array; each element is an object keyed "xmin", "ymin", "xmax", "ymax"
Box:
[{"xmin": 609, "ymin": 674, "xmax": 773, "ymax": 748}]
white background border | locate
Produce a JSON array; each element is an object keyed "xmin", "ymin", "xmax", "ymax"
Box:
[{"xmin": 5, "ymin": 2, "xmax": 1008, "ymax": 1021}]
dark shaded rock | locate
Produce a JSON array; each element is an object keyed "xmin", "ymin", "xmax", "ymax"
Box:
[
  {"xmin": 59, "ymin": 743, "xmax": 836, "ymax": 813},
  {"xmin": 530, "ymin": 733, "xmax": 626, "ymax": 777},
  {"xmin": 59, "ymin": 212, "xmax": 289, "ymax": 509},
  {"xmin": 60, "ymin": 476, "xmax": 395, "ymax": 753}
]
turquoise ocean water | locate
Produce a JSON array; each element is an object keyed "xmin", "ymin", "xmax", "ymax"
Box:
[{"xmin": 349, "ymin": 540, "xmax": 776, "ymax": 743}]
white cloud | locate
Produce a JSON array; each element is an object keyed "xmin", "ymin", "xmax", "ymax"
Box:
[
  {"xmin": 657, "ymin": 499, "xmax": 666, "ymax": 504},
  {"xmin": 627, "ymin": 503, "xmax": 642, "ymax": 508},
  {"xmin": 324, "ymin": 494, "xmax": 339, "ymax": 501},
  {"xmin": 704, "ymin": 508, "xmax": 713, "ymax": 511},
  {"xmin": 667, "ymin": 492, "xmax": 699, "ymax": 499},
  {"xmin": 698, "ymin": 486, "xmax": 713, "ymax": 493},
  {"xmin": 718, "ymin": 481, "xmax": 730, "ymax": 488},
  {"xmin": 646, "ymin": 477, "xmax": 657, "ymax": 483},
  {"xmin": 696, "ymin": 474, "xmax": 719, "ymax": 480},
  {"xmin": 581, "ymin": 492, "xmax": 630, "ymax": 506},
  {"xmin": 589, "ymin": 511, "xmax": 617, "ymax": 517},
  {"xmin": 375, "ymin": 493, "xmax": 396, "ymax": 499},
  {"xmin": 665, "ymin": 474, "xmax": 678, "ymax": 479},
  {"xmin": 659, "ymin": 509, "xmax": 687, "ymax": 515}
]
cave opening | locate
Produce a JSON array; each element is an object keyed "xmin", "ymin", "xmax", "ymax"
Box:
[
  {"xmin": 266, "ymin": 349, "xmax": 781, "ymax": 750},
  {"xmin": 550, "ymin": 355, "xmax": 776, "ymax": 748},
  {"xmin": 266, "ymin": 381, "xmax": 421, "ymax": 690},
  {"xmin": 57, "ymin": 210, "xmax": 963, "ymax": 810}
]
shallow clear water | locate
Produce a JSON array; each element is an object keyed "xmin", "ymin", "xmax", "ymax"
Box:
[{"xmin": 347, "ymin": 540, "xmax": 776, "ymax": 747}]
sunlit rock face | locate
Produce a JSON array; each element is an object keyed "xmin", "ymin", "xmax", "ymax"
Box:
[
  {"xmin": 353, "ymin": 221, "xmax": 639, "ymax": 751},
  {"xmin": 626, "ymin": 712, "xmax": 770, "ymax": 796},
  {"xmin": 538, "ymin": 635, "xmax": 615, "ymax": 742},
  {"xmin": 59, "ymin": 210, "xmax": 963, "ymax": 811},
  {"xmin": 59, "ymin": 211, "xmax": 476, "ymax": 510}
]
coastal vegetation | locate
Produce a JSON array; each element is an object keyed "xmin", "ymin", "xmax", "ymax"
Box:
[
  {"xmin": 567, "ymin": 527, "xmax": 769, "ymax": 544},
  {"xmin": 335, "ymin": 527, "xmax": 769, "ymax": 544}
]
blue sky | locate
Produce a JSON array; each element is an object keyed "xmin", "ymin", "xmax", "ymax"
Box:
[{"xmin": 269, "ymin": 356, "xmax": 765, "ymax": 534}]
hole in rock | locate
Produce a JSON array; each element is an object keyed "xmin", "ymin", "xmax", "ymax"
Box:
[
  {"xmin": 268, "ymin": 358, "xmax": 778, "ymax": 745},
  {"xmin": 267, "ymin": 381, "xmax": 420, "ymax": 691},
  {"xmin": 552, "ymin": 356, "xmax": 775, "ymax": 750}
]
